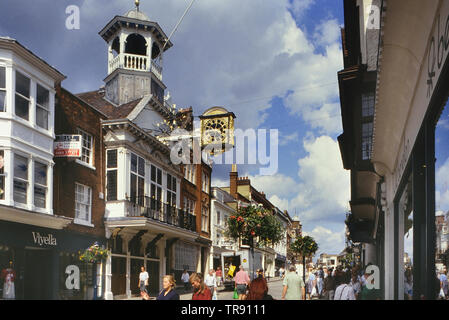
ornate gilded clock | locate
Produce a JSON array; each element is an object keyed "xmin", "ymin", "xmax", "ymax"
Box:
[{"xmin": 200, "ymin": 107, "xmax": 236, "ymax": 155}]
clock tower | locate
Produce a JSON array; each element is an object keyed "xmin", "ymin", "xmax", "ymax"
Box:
[{"xmin": 99, "ymin": 1, "xmax": 172, "ymax": 106}]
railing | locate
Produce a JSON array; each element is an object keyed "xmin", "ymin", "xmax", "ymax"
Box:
[
  {"xmin": 108, "ymin": 53, "xmax": 163, "ymax": 81},
  {"xmin": 126, "ymin": 196, "xmax": 196, "ymax": 232}
]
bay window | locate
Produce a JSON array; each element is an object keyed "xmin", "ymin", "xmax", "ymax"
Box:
[
  {"xmin": 130, "ymin": 153, "xmax": 145, "ymax": 205},
  {"xmin": 106, "ymin": 149, "xmax": 118, "ymax": 201},
  {"xmin": 75, "ymin": 183, "xmax": 92, "ymax": 224},
  {"xmin": 15, "ymin": 71, "xmax": 30, "ymax": 120},
  {"xmin": 36, "ymin": 84, "xmax": 49, "ymax": 129},
  {"xmin": 34, "ymin": 162, "xmax": 47, "ymax": 208},
  {"xmin": 13, "ymin": 154, "xmax": 28, "ymax": 204},
  {"xmin": 0, "ymin": 67, "xmax": 5, "ymax": 112}
]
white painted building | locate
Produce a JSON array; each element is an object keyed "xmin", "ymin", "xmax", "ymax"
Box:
[
  {"xmin": 0, "ymin": 37, "xmax": 68, "ymax": 228},
  {"xmin": 209, "ymin": 187, "xmax": 238, "ymax": 270}
]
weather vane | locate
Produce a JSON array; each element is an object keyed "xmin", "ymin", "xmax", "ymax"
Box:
[{"xmin": 135, "ymin": 0, "xmax": 140, "ymax": 11}]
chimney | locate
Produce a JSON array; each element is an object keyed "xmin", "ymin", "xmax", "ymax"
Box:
[{"xmin": 230, "ymin": 164, "xmax": 238, "ymax": 199}]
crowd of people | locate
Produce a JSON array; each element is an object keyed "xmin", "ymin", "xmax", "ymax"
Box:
[{"xmin": 136, "ymin": 263, "xmax": 386, "ymax": 301}]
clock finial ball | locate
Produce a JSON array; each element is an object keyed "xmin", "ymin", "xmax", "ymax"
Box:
[{"xmin": 135, "ymin": 0, "xmax": 140, "ymax": 9}]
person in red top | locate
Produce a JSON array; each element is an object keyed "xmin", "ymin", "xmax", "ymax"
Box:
[
  {"xmin": 190, "ymin": 273, "xmax": 212, "ymax": 300},
  {"xmin": 215, "ymin": 267, "xmax": 223, "ymax": 287}
]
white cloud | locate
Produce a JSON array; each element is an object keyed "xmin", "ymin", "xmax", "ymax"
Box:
[
  {"xmin": 248, "ymin": 173, "xmax": 298, "ymax": 199},
  {"xmin": 303, "ymin": 224, "xmax": 346, "ymax": 256},
  {"xmin": 280, "ymin": 132, "xmax": 299, "ymax": 146},
  {"xmin": 288, "ymin": 0, "xmax": 315, "ymax": 18},
  {"xmin": 291, "ymin": 135, "xmax": 350, "ymax": 224}
]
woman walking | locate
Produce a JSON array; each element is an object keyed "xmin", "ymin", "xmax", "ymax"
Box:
[
  {"xmin": 307, "ymin": 269, "xmax": 316, "ymax": 300},
  {"xmin": 138, "ymin": 266, "xmax": 149, "ymax": 300},
  {"xmin": 247, "ymin": 269, "xmax": 269, "ymax": 300},
  {"xmin": 156, "ymin": 275, "xmax": 180, "ymax": 300},
  {"xmin": 190, "ymin": 273, "xmax": 212, "ymax": 300}
]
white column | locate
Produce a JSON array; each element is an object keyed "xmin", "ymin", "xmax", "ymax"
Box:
[
  {"xmin": 49, "ymin": 91, "xmax": 55, "ymax": 135},
  {"xmin": 159, "ymin": 240, "xmax": 165, "ymax": 291},
  {"xmin": 104, "ymin": 254, "xmax": 113, "ymax": 300},
  {"xmin": 47, "ymin": 162, "xmax": 54, "ymax": 214},
  {"xmin": 29, "ymin": 79, "xmax": 36, "ymax": 127},
  {"xmin": 4, "ymin": 149, "xmax": 13, "ymax": 206},
  {"xmin": 28, "ymin": 155, "xmax": 34, "ymax": 211},
  {"xmin": 5, "ymin": 62, "xmax": 13, "ymax": 117},
  {"xmin": 126, "ymin": 241, "xmax": 131, "ymax": 298}
]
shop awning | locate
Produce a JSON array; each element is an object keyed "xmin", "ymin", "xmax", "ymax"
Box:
[{"xmin": 0, "ymin": 204, "xmax": 72, "ymax": 230}]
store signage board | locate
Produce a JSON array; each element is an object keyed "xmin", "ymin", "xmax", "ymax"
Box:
[{"xmin": 54, "ymin": 135, "xmax": 82, "ymax": 157}]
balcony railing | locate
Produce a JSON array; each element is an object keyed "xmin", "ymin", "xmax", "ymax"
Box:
[
  {"xmin": 126, "ymin": 196, "xmax": 196, "ymax": 232},
  {"xmin": 108, "ymin": 53, "xmax": 163, "ymax": 81}
]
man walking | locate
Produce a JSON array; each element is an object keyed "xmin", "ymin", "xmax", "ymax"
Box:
[
  {"xmin": 234, "ymin": 265, "xmax": 250, "ymax": 300},
  {"xmin": 181, "ymin": 269, "xmax": 190, "ymax": 292},
  {"xmin": 323, "ymin": 268, "xmax": 336, "ymax": 300},
  {"xmin": 205, "ymin": 269, "xmax": 217, "ymax": 297},
  {"xmin": 281, "ymin": 266, "xmax": 305, "ymax": 300}
]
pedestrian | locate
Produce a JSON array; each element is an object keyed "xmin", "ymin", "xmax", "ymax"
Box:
[
  {"xmin": 281, "ymin": 265, "xmax": 305, "ymax": 300},
  {"xmin": 247, "ymin": 269, "xmax": 269, "ymax": 300},
  {"xmin": 205, "ymin": 269, "xmax": 217, "ymax": 296},
  {"xmin": 156, "ymin": 275, "xmax": 180, "ymax": 300},
  {"xmin": 323, "ymin": 268, "xmax": 336, "ymax": 300},
  {"xmin": 334, "ymin": 271, "xmax": 356, "ymax": 300},
  {"xmin": 190, "ymin": 273, "xmax": 212, "ymax": 300},
  {"xmin": 279, "ymin": 267, "xmax": 285, "ymax": 279},
  {"xmin": 349, "ymin": 270, "xmax": 361, "ymax": 300},
  {"xmin": 307, "ymin": 269, "xmax": 316, "ymax": 299},
  {"xmin": 439, "ymin": 270, "xmax": 448, "ymax": 300},
  {"xmin": 404, "ymin": 269, "xmax": 413, "ymax": 300},
  {"xmin": 234, "ymin": 265, "xmax": 250, "ymax": 300},
  {"xmin": 216, "ymin": 267, "xmax": 223, "ymax": 287},
  {"xmin": 316, "ymin": 271, "xmax": 323, "ymax": 298},
  {"xmin": 359, "ymin": 266, "xmax": 382, "ymax": 300},
  {"xmin": 181, "ymin": 269, "xmax": 190, "ymax": 292},
  {"xmin": 138, "ymin": 266, "xmax": 149, "ymax": 300}
]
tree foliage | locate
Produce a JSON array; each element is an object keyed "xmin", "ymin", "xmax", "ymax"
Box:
[{"xmin": 290, "ymin": 235, "xmax": 319, "ymax": 258}]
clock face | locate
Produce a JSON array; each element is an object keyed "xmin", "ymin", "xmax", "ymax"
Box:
[{"xmin": 203, "ymin": 118, "xmax": 228, "ymax": 144}]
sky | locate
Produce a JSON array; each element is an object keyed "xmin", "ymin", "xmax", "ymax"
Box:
[{"xmin": 3, "ymin": 0, "xmax": 448, "ymax": 260}]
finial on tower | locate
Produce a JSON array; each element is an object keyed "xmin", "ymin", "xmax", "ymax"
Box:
[{"xmin": 135, "ymin": 0, "xmax": 140, "ymax": 11}]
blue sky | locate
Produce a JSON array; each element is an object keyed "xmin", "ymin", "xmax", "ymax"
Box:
[
  {"xmin": 0, "ymin": 0, "xmax": 348, "ymax": 256},
  {"xmin": 8, "ymin": 1, "xmax": 449, "ymax": 260}
]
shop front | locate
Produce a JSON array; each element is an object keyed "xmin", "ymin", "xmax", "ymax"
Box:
[{"xmin": 0, "ymin": 220, "xmax": 106, "ymax": 300}]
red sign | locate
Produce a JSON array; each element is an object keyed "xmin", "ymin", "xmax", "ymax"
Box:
[{"xmin": 54, "ymin": 135, "xmax": 82, "ymax": 158}]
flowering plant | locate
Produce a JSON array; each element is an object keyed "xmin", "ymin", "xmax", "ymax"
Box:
[
  {"xmin": 225, "ymin": 205, "xmax": 284, "ymax": 248},
  {"xmin": 79, "ymin": 242, "xmax": 109, "ymax": 263}
]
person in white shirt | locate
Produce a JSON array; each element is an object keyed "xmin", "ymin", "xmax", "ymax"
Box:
[
  {"xmin": 181, "ymin": 270, "xmax": 190, "ymax": 292},
  {"xmin": 205, "ymin": 269, "xmax": 217, "ymax": 296},
  {"xmin": 334, "ymin": 272, "xmax": 356, "ymax": 300},
  {"xmin": 139, "ymin": 266, "xmax": 149, "ymax": 296}
]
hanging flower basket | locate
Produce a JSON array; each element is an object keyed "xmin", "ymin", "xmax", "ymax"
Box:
[{"xmin": 79, "ymin": 242, "xmax": 109, "ymax": 264}]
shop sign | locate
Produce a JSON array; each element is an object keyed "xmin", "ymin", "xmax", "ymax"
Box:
[
  {"xmin": 426, "ymin": 3, "xmax": 449, "ymax": 100},
  {"xmin": 32, "ymin": 231, "xmax": 57, "ymax": 246},
  {"xmin": 54, "ymin": 135, "xmax": 82, "ymax": 157}
]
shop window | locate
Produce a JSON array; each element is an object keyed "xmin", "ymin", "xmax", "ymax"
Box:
[
  {"xmin": 34, "ymin": 162, "xmax": 47, "ymax": 209},
  {"xmin": 130, "ymin": 153, "xmax": 145, "ymax": 205},
  {"xmin": 15, "ymin": 71, "xmax": 30, "ymax": 121},
  {"xmin": 36, "ymin": 84, "xmax": 49, "ymax": 130},
  {"xmin": 106, "ymin": 150, "xmax": 118, "ymax": 201},
  {"xmin": 77, "ymin": 128, "xmax": 93, "ymax": 166},
  {"xmin": 13, "ymin": 154, "xmax": 28, "ymax": 204},
  {"xmin": 0, "ymin": 67, "xmax": 6, "ymax": 112},
  {"xmin": 0, "ymin": 150, "xmax": 4, "ymax": 200},
  {"xmin": 175, "ymin": 242, "xmax": 198, "ymax": 272},
  {"xmin": 75, "ymin": 183, "xmax": 92, "ymax": 224}
]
